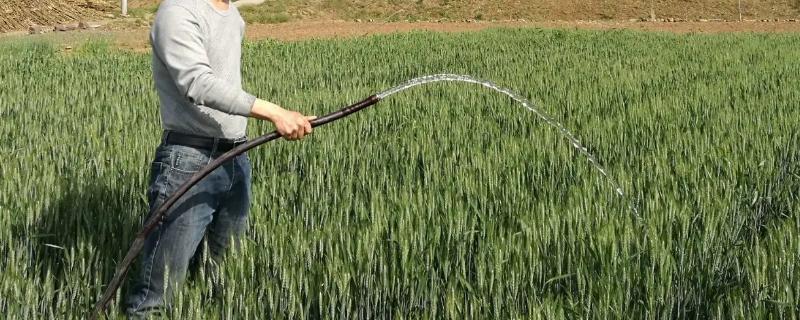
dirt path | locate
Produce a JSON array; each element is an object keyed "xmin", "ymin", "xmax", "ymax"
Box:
[
  {"xmin": 4, "ymin": 20, "xmax": 800, "ymax": 52},
  {"xmin": 129, "ymin": 20, "xmax": 800, "ymax": 51},
  {"xmin": 246, "ymin": 20, "xmax": 800, "ymax": 41}
]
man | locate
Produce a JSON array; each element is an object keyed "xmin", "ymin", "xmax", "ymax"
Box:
[{"xmin": 125, "ymin": 0, "xmax": 314, "ymax": 316}]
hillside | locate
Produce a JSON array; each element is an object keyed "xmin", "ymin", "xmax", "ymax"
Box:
[{"xmin": 0, "ymin": 0, "xmax": 113, "ymax": 32}]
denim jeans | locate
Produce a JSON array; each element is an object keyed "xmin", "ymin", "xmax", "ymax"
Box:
[{"xmin": 125, "ymin": 136, "xmax": 251, "ymax": 318}]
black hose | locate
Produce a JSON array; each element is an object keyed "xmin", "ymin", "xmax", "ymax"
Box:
[{"xmin": 90, "ymin": 94, "xmax": 382, "ymax": 319}]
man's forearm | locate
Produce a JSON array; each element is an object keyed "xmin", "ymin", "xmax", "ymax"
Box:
[
  {"xmin": 249, "ymin": 99, "xmax": 286, "ymax": 122},
  {"xmin": 249, "ymin": 98, "xmax": 316, "ymax": 140}
]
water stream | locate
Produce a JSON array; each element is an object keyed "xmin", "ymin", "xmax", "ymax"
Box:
[{"xmin": 377, "ymin": 74, "xmax": 639, "ymax": 216}]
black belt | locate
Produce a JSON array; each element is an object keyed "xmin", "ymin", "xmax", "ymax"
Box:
[{"xmin": 163, "ymin": 131, "xmax": 247, "ymax": 152}]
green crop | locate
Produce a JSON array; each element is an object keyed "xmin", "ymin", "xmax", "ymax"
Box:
[{"xmin": 0, "ymin": 29, "xmax": 798, "ymax": 319}]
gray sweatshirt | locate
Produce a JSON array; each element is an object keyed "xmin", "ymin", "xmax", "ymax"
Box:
[{"xmin": 151, "ymin": 0, "xmax": 256, "ymax": 139}]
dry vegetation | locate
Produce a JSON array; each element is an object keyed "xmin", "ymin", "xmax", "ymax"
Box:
[{"xmin": 0, "ymin": 0, "xmax": 114, "ymax": 32}]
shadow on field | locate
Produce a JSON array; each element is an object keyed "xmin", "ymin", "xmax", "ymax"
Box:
[{"xmin": 29, "ymin": 178, "xmax": 143, "ymax": 308}]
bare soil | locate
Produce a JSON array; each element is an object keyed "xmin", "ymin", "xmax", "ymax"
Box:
[
  {"xmin": 4, "ymin": 20, "xmax": 799, "ymax": 54},
  {"xmin": 243, "ymin": 20, "xmax": 800, "ymax": 42},
  {"xmin": 0, "ymin": 0, "xmax": 113, "ymax": 32},
  {"xmin": 253, "ymin": 0, "xmax": 800, "ymax": 22},
  {"xmin": 4, "ymin": 0, "xmax": 800, "ymax": 34},
  {"xmin": 2, "ymin": 1, "xmax": 800, "ymax": 51}
]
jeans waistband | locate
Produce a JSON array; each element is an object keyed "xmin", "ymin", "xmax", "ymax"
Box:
[{"xmin": 162, "ymin": 130, "xmax": 247, "ymax": 153}]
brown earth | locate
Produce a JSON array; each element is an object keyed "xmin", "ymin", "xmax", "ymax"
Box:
[
  {"xmin": 234, "ymin": 0, "xmax": 800, "ymax": 22},
  {"xmin": 4, "ymin": 0, "xmax": 800, "ymax": 34},
  {"xmin": 4, "ymin": 20, "xmax": 800, "ymax": 54},
  {"xmin": 126, "ymin": 0, "xmax": 800, "ymax": 22},
  {"xmin": 2, "ymin": 0, "xmax": 800, "ymax": 51},
  {"xmin": 243, "ymin": 20, "xmax": 800, "ymax": 42},
  {"xmin": 0, "ymin": 0, "xmax": 114, "ymax": 32}
]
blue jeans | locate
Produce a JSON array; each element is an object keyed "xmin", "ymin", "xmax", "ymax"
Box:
[{"xmin": 125, "ymin": 137, "xmax": 251, "ymax": 318}]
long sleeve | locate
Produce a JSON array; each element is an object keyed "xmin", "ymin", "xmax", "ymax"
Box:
[{"xmin": 151, "ymin": 5, "xmax": 256, "ymax": 116}]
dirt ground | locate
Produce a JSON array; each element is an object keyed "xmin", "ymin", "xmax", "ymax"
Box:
[
  {"xmin": 243, "ymin": 20, "xmax": 800, "ymax": 41},
  {"xmin": 145, "ymin": 0, "xmax": 800, "ymax": 23},
  {"xmin": 4, "ymin": 0, "xmax": 800, "ymax": 33},
  {"xmin": 0, "ymin": 0, "xmax": 113, "ymax": 32},
  {"xmin": 4, "ymin": 19, "xmax": 797, "ymax": 53},
  {"xmin": 3, "ymin": 0, "xmax": 800, "ymax": 50}
]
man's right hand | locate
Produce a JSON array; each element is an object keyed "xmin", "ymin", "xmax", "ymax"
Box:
[{"xmin": 250, "ymin": 99, "xmax": 317, "ymax": 140}]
